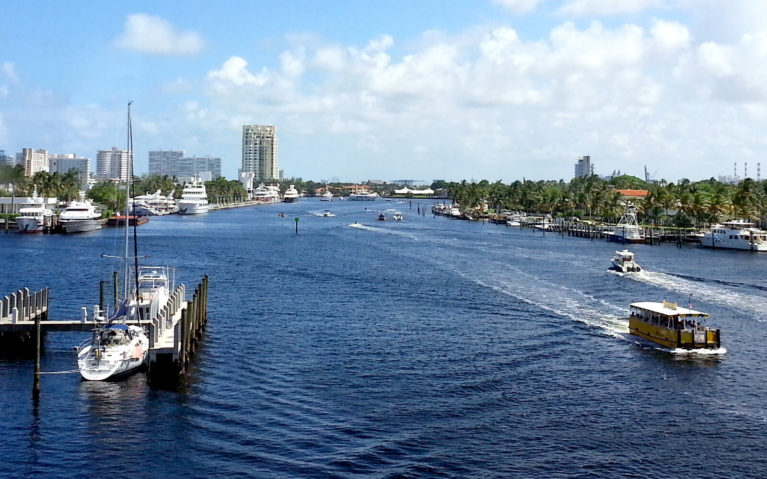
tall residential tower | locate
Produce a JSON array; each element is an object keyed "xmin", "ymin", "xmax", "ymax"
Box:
[{"xmin": 241, "ymin": 125, "xmax": 278, "ymax": 183}]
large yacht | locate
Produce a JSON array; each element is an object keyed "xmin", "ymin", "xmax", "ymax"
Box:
[
  {"xmin": 16, "ymin": 205, "xmax": 54, "ymax": 233},
  {"xmin": 700, "ymin": 220, "xmax": 767, "ymax": 251},
  {"xmin": 283, "ymin": 185, "xmax": 300, "ymax": 203},
  {"xmin": 348, "ymin": 191, "xmax": 379, "ymax": 201},
  {"xmin": 58, "ymin": 200, "xmax": 103, "ymax": 233},
  {"xmin": 252, "ymin": 183, "xmax": 281, "ymax": 204},
  {"xmin": 177, "ymin": 178, "xmax": 209, "ymax": 215}
]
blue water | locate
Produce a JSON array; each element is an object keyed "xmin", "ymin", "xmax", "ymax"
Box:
[{"xmin": 1, "ymin": 199, "xmax": 767, "ymax": 478}]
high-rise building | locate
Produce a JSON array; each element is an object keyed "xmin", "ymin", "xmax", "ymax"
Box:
[
  {"xmin": 148, "ymin": 150, "xmax": 222, "ymax": 181},
  {"xmin": 18, "ymin": 148, "xmax": 49, "ymax": 176},
  {"xmin": 0, "ymin": 150, "xmax": 14, "ymax": 167},
  {"xmin": 574, "ymin": 155, "xmax": 593, "ymax": 178},
  {"xmin": 49, "ymin": 153, "xmax": 90, "ymax": 186},
  {"xmin": 148, "ymin": 150, "xmax": 184, "ymax": 177},
  {"xmin": 96, "ymin": 147, "xmax": 131, "ymax": 181},
  {"xmin": 242, "ymin": 125, "xmax": 278, "ymax": 184}
]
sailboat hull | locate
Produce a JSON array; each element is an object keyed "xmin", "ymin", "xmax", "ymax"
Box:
[{"xmin": 77, "ymin": 326, "xmax": 149, "ymax": 381}]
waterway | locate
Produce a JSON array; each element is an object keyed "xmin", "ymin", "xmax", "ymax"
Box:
[{"xmin": 1, "ymin": 198, "xmax": 766, "ymax": 478}]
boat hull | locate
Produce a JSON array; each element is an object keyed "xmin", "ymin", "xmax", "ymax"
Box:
[
  {"xmin": 61, "ymin": 219, "xmax": 103, "ymax": 234},
  {"xmin": 629, "ymin": 317, "xmax": 720, "ymax": 350},
  {"xmin": 700, "ymin": 235, "xmax": 767, "ymax": 251},
  {"xmin": 16, "ymin": 218, "xmax": 44, "ymax": 233},
  {"xmin": 177, "ymin": 202, "xmax": 209, "ymax": 215},
  {"xmin": 77, "ymin": 327, "xmax": 149, "ymax": 381}
]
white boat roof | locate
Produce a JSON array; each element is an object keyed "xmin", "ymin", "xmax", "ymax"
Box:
[{"xmin": 630, "ymin": 301, "xmax": 708, "ymax": 317}]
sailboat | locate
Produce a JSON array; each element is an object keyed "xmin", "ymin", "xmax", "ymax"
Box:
[{"xmin": 77, "ymin": 102, "xmax": 157, "ymax": 381}]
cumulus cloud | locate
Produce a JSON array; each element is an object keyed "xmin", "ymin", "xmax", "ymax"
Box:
[
  {"xmin": 115, "ymin": 14, "xmax": 204, "ymax": 55},
  {"xmin": 492, "ymin": 0, "xmax": 546, "ymax": 14},
  {"xmin": 557, "ymin": 0, "xmax": 667, "ymax": 17}
]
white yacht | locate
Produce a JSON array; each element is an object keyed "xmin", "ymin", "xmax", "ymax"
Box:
[
  {"xmin": 58, "ymin": 200, "xmax": 103, "ymax": 233},
  {"xmin": 177, "ymin": 178, "xmax": 209, "ymax": 215},
  {"xmin": 348, "ymin": 191, "xmax": 379, "ymax": 201},
  {"xmin": 608, "ymin": 203, "xmax": 643, "ymax": 243},
  {"xmin": 700, "ymin": 220, "xmax": 767, "ymax": 251},
  {"xmin": 393, "ymin": 212, "xmax": 403, "ymax": 221},
  {"xmin": 283, "ymin": 185, "xmax": 300, "ymax": 203},
  {"xmin": 132, "ymin": 189, "xmax": 177, "ymax": 215},
  {"xmin": 321, "ymin": 190, "xmax": 333, "ymax": 201},
  {"xmin": 16, "ymin": 205, "xmax": 54, "ymax": 233},
  {"xmin": 610, "ymin": 249, "xmax": 642, "ymax": 273},
  {"xmin": 252, "ymin": 183, "xmax": 281, "ymax": 204}
]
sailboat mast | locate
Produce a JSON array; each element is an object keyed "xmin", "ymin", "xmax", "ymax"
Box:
[{"xmin": 122, "ymin": 102, "xmax": 133, "ymax": 302}]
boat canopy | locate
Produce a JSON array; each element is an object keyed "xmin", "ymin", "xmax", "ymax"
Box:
[{"xmin": 630, "ymin": 301, "xmax": 708, "ymax": 318}]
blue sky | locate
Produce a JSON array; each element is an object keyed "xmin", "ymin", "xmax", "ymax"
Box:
[{"xmin": 2, "ymin": 0, "xmax": 766, "ymax": 183}]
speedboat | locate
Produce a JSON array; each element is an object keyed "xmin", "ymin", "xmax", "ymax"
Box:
[
  {"xmin": 700, "ymin": 220, "xmax": 767, "ymax": 251},
  {"xmin": 283, "ymin": 185, "xmax": 300, "ymax": 203},
  {"xmin": 393, "ymin": 212, "xmax": 403, "ymax": 221},
  {"xmin": 177, "ymin": 177, "xmax": 209, "ymax": 215},
  {"xmin": 611, "ymin": 250, "xmax": 641, "ymax": 273},
  {"xmin": 629, "ymin": 301, "xmax": 721, "ymax": 350},
  {"xmin": 16, "ymin": 205, "xmax": 54, "ymax": 233},
  {"xmin": 320, "ymin": 209, "xmax": 335, "ymax": 217},
  {"xmin": 378, "ymin": 213, "xmax": 386, "ymax": 221},
  {"xmin": 58, "ymin": 200, "xmax": 103, "ymax": 233}
]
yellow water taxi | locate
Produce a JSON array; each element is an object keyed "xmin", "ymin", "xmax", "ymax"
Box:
[{"xmin": 629, "ymin": 301, "xmax": 721, "ymax": 350}]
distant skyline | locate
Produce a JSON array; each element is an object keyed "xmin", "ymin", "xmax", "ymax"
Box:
[{"xmin": 1, "ymin": 1, "xmax": 766, "ymax": 183}]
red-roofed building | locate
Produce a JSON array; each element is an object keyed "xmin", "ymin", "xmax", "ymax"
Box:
[{"xmin": 615, "ymin": 189, "xmax": 649, "ymax": 200}]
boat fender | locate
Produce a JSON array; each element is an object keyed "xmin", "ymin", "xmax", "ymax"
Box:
[{"xmin": 94, "ymin": 349, "xmax": 100, "ymax": 359}]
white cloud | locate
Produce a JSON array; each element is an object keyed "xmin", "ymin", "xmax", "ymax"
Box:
[
  {"xmin": 115, "ymin": 14, "xmax": 204, "ymax": 55},
  {"xmin": 1, "ymin": 62, "xmax": 18, "ymax": 82},
  {"xmin": 557, "ymin": 0, "xmax": 667, "ymax": 17},
  {"xmin": 492, "ymin": 0, "xmax": 546, "ymax": 14}
]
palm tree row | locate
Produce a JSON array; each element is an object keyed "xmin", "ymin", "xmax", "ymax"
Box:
[
  {"xmin": 437, "ymin": 175, "xmax": 767, "ymax": 227},
  {"xmin": 0, "ymin": 165, "xmax": 82, "ymax": 202}
]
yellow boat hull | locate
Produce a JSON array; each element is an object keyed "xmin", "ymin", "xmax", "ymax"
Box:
[{"xmin": 629, "ymin": 317, "xmax": 720, "ymax": 349}]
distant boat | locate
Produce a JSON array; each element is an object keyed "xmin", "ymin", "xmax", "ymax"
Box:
[
  {"xmin": 629, "ymin": 301, "xmax": 721, "ymax": 350},
  {"xmin": 393, "ymin": 212, "xmax": 403, "ymax": 221},
  {"xmin": 252, "ymin": 183, "xmax": 280, "ymax": 204},
  {"xmin": 58, "ymin": 200, "xmax": 103, "ymax": 234},
  {"xmin": 321, "ymin": 190, "xmax": 333, "ymax": 201},
  {"xmin": 700, "ymin": 220, "xmax": 767, "ymax": 251},
  {"xmin": 607, "ymin": 203, "xmax": 644, "ymax": 243},
  {"xmin": 107, "ymin": 215, "xmax": 149, "ymax": 227},
  {"xmin": 283, "ymin": 185, "xmax": 300, "ymax": 203},
  {"xmin": 378, "ymin": 213, "xmax": 386, "ymax": 221},
  {"xmin": 16, "ymin": 204, "xmax": 54, "ymax": 233},
  {"xmin": 320, "ymin": 209, "xmax": 335, "ymax": 217},
  {"xmin": 348, "ymin": 191, "xmax": 378, "ymax": 201},
  {"xmin": 177, "ymin": 177, "xmax": 209, "ymax": 215},
  {"xmin": 610, "ymin": 249, "xmax": 641, "ymax": 273}
]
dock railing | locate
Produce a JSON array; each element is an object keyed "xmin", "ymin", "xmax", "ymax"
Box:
[{"xmin": 0, "ymin": 288, "xmax": 48, "ymax": 323}]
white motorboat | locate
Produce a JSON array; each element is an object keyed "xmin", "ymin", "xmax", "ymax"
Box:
[
  {"xmin": 283, "ymin": 185, "xmax": 300, "ymax": 203},
  {"xmin": 348, "ymin": 191, "xmax": 379, "ymax": 201},
  {"xmin": 252, "ymin": 183, "xmax": 280, "ymax": 204},
  {"xmin": 610, "ymin": 249, "xmax": 641, "ymax": 273},
  {"xmin": 16, "ymin": 205, "xmax": 54, "ymax": 233},
  {"xmin": 132, "ymin": 189, "xmax": 177, "ymax": 215},
  {"xmin": 177, "ymin": 177, "xmax": 209, "ymax": 215},
  {"xmin": 58, "ymin": 200, "xmax": 103, "ymax": 233},
  {"xmin": 320, "ymin": 209, "xmax": 335, "ymax": 217},
  {"xmin": 321, "ymin": 190, "xmax": 333, "ymax": 201},
  {"xmin": 608, "ymin": 203, "xmax": 643, "ymax": 243},
  {"xmin": 393, "ymin": 212, "xmax": 403, "ymax": 221},
  {"xmin": 700, "ymin": 220, "xmax": 767, "ymax": 251}
]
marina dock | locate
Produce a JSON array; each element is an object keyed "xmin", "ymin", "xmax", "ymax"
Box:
[{"xmin": 0, "ymin": 276, "xmax": 208, "ymax": 383}]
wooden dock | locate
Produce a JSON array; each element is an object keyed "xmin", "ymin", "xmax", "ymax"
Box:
[{"xmin": 0, "ymin": 276, "xmax": 208, "ymax": 383}]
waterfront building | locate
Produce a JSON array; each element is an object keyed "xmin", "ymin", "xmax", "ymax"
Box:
[
  {"xmin": 242, "ymin": 125, "xmax": 278, "ymax": 185},
  {"xmin": 574, "ymin": 155, "xmax": 593, "ymax": 178},
  {"xmin": 49, "ymin": 153, "xmax": 90, "ymax": 186},
  {"xmin": 96, "ymin": 147, "xmax": 131, "ymax": 181},
  {"xmin": 149, "ymin": 150, "xmax": 221, "ymax": 180},
  {"xmin": 18, "ymin": 148, "xmax": 49, "ymax": 177},
  {"xmin": 0, "ymin": 149, "xmax": 14, "ymax": 167}
]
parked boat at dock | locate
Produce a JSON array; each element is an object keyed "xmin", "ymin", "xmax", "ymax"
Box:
[
  {"xmin": 700, "ymin": 220, "xmax": 767, "ymax": 251},
  {"xmin": 58, "ymin": 200, "xmax": 103, "ymax": 234},
  {"xmin": 252, "ymin": 183, "xmax": 281, "ymax": 204},
  {"xmin": 348, "ymin": 191, "xmax": 378, "ymax": 201},
  {"xmin": 321, "ymin": 190, "xmax": 333, "ymax": 201},
  {"xmin": 628, "ymin": 300, "xmax": 721, "ymax": 350},
  {"xmin": 16, "ymin": 204, "xmax": 54, "ymax": 233},
  {"xmin": 607, "ymin": 204, "xmax": 644, "ymax": 243},
  {"xmin": 610, "ymin": 250, "xmax": 641, "ymax": 273},
  {"xmin": 177, "ymin": 177, "xmax": 209, "ymax": 215}
]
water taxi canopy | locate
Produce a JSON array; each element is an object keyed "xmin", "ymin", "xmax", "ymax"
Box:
[{"xmin": 630, "ymin": 301, "xmax": 708, "ymax": 319}]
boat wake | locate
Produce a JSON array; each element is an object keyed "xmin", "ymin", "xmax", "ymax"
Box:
[
  {"xmin": 625, "ymin": 270, "xmax": 767, "ymax": 321},
  {"xmin": 347, "ymin": 223, "xmax": 419, "ymax": 240}
]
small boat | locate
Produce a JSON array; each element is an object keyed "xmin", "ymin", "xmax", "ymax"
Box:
[
  {"xmin": 629, "ymin": 301, "xmax": 721, "ymax": 350},
  {"xmin": 392, "ymin": 212, "xmax": 403, "ymax": 221},
  {"xmin": 320, "ymin": 209, "xmax": 335, "ymax": 217},
  {"xmin": 107, "ymin": 214, "xmax": 149, "ymax": 227},
  {"xmin": 177, "ymin": 176, "xmax": 209, "ymax": 215},
  {"xmin": 283, "ymin": 185, "xmax": 300, "ymax": 203},
  {"xmin": 321, "ymin": 189, "xmax": 333, "ymax": 201},
  {"xmin": 58, "ymin": 200, "xmax": 103, "ymax": 233},
  {"xmin": 610, "ymin": 249, "xmax": 641, "ymax": 273},
  {"xmin": 378, "ymin": 213, "xmax": 386, "ymax": 221}
]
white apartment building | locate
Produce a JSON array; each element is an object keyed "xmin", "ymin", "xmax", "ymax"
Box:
[
  {"xmin": 49, "ymin": 153, "xmax": 90, "ymax": 185},
  {"xmin": 242, "ymin": 125, "xmax": 278, "ymax": 183},
  {"xmin": 97, "ymin": 147, "xmax": 131, "ymax": 181},
  {"xmin": 18, "ymin": 148, "xmax": 49, "ymax": 176}
]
